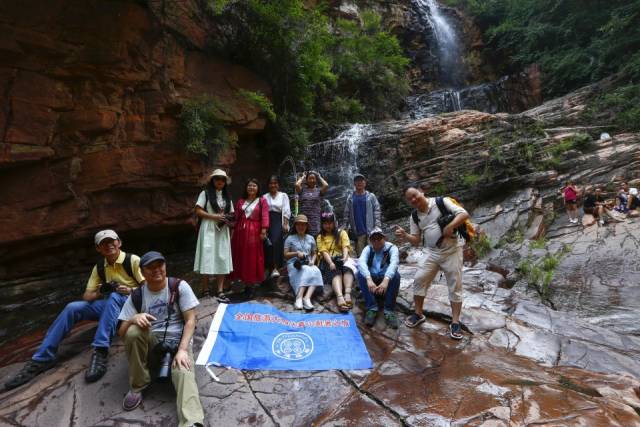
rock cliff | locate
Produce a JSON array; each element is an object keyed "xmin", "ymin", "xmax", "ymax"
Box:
[{"xmin": 0, "ymin": 0, "xmax": 271, "ymax": 281}]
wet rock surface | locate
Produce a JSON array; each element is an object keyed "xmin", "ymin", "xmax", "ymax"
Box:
[{"xmin": 2, "ymin": 257, "xmax": 640, "ymax": 426}]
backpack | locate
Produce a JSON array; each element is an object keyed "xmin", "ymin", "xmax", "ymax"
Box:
[
  {"xmin": 411, "ymin": 196, "xmax": 476, "ymax": 242},
  {"xmin": 366, "ymin": 246, "xmax": 392, "ymax": 270},
  {"xmin": 131, "ymin": 277, "xmax": 181, "ymax": 314},
  {"xmin": 96, "ymin": 253, "xmax": 140, "ymax": 287}
]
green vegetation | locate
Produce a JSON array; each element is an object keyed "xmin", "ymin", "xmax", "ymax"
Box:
[
  {"xmin": 585, "ymin": 84, "xmax": 640, "ymax": 131},
  {"xmin": 517, "ymin": 244, "xmax": 571, "ymax": 305},
  {"xmin": 430, "ymin": 182, "xmax": 449, "ymax": 196},
  {"xmin": 471, "ymin": 233, "xmax": 492, "ymax": 258},
  {"xmin": 203, "ymin": 0, "xmax": 409, "ymax": 155},
  {"xmin": 178, "ymin": 97, "xmax": 236, "ymax": 159},
  {"xmin": 529, "ymin": 237, "xmax": 547, "ymax": 250},
  {"xmin": 462, "ymin": 173, "xmax": 482, "ymax": 187},
  {"xmin": 238, "ymin": 90, "xmax": 277, "ymax": 122},
  {"xmin": 558, "ymin": 376, "xmax": 602, "ymax": 398},
  {"xmin": 447, "ymin": 1, "xmax": 640, "ymax": 98}
]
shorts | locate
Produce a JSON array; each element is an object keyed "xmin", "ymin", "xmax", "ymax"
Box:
[{"xmin": 412, "ymin": 246, "xmax": 464, "ymax": 303}]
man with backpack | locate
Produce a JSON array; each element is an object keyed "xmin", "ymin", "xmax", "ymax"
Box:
[
  {"xmin": 118, "ymin": 251, "xmax": 204, "ymax": 427},
  {"xmin": 394, "ymin": 186, "xmax": 470, "ymax": 339},
  {"xmin": 4, "ymin": 230, "xmax": 144, "ymax": 391},
  {"xmin": 357, "ymin": 227, "xmax": 401, "ymax": 329}
]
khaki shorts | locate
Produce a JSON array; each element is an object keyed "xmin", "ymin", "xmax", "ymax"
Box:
[{"xmin": 412, "ymin": 246, "xmax": 464, "ymax": 303}]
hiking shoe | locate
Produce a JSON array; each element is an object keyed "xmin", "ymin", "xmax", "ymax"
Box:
[
  {"xmin": 294, "ymin": 298, "xmax": 303, "ymax": 310},
  {"xmin": 85, "ymin": 349, "xmax": 108, "ymax": 383},
  {"xmin": 270, "ymin": 269, "xmax": 280, "ymax": 279},
  {"xmin": 302, "ymin": 298, "xmax": 314, "ymax": 311},
  {"xmin": 122, "ymin": 390, "xmax": 143, "ymax": 411},
  {"xmin": 364, "ymin": 310, "xmax": 377, "ymax": 327},
  {"xmin": 404, "ymin": 313, "xmax": 426, "ymax": 328},
  {"xmin": 449, "ymin": 323, "xmax": 463, "ymax": 340},
  {"xmin": 4, "ymin": 359, "xmax": 56, "ymax": 390},
  {"xmin": 384, "ymin": 312, "xmax": 399, "ymax": 329}
]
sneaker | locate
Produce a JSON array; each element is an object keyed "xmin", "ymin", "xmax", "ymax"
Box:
[
  {"xmin": 4, "ymin": 359, "xmax": 56, "ymax": 390},
  {"xmin": 449, "ymin": 323, "xmax": 463, "ymax": 340},
  {"xmin": 364, "ymin": 310, "xmax": 377, "ymax": 327},
  {"xmin": 404, "ymin": 312, "xmax": 426, "ymax": 328},
  {"xmin": 270, "ymin": 269, "xmax": 280, "ymax": 279},
  {"xmin": 384, "ymin": 312, "xmax": 399, "ymax": 329},
  {"xmin": 85, "ymin": 348, "xmax": 108, "ymax": 383},
  {"xmin": 598, "ymin": 219, "xmax": 605, "ymax": 226},
  {"xmin": 294, "ymin": 298, "xmax": 303, "ymax": 310},
  {"xmin": 122, "ymin": 389, "xmax": 143, "ymax": 411},
  {"xmin": 302, "ymin": 298, "xmax": 314, "ymax": 311}
]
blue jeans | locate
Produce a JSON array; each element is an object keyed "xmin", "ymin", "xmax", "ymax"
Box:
[
  {"xmin": 32, "ymin": 292, "xmax": 128, "ymax": 362},
  {"xmin": 357, "ymin": 271, "xmax": 400, "ymax": 314}
]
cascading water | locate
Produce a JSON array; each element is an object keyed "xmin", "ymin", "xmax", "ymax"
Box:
[{"xmin": 305, "ymin": 124, "xmax": 371, "ymax": 216}]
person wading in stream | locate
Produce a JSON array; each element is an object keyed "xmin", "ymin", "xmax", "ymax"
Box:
[
  {"xmin": 4, "ymin": 230, "xmax": 144, "ymax": 391},
  {"xmin": 394, "ymin": 185, "xmax": 469, "ymax": 339}
]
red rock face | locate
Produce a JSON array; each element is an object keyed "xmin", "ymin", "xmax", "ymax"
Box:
[{"xmin": 0, "ymin": 0, "xmax": 272, "ymax": 280}]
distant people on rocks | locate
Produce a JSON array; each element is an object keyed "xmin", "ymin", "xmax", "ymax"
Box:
[
  {"xmin": 395, "ymin": 185, "xmax": 469, "ymax": 340},
  {"xmin": 343, "ymin": 173, "xmax": 382, "ymax": 255},
  {"xmin": 117, "ymin": 251, "xmax": 204, "ymax": 427},
  {"xmin": 4, "ymin": 230, "xmax": 144, "ymax": 391},
  {"xmin": 193, "ymin": 169, "xmax": 234, "ymax": 298},
  {"xmin": 628, "ymin": 187, "xmax": 640, "ymax": 217},
  {"xmin": 230, "ymin": 178, "xmax": 270, "ymax": 301},
  {"xmin": 317, "ymin": 212, "xmax": 358, "ymax": 313},
  {"xmin": 583, "ymin": 187, "xmax": 609, "ymax": 226},
  {"xmin": 561, "ymin": 181, "xmax": 579, "ymax": 224},
  {"xmin": 284, "ymin": 214, "xmax": 324, "ymax": 311},
  {"xmin": 357, "ymin": 227, "xmax": 400, "ymax": 329},
  {"xmin": 295, "ymin": 171, "xmax": 329, "ymax": 237},
  {"xmin": 264, "ymin": 175, "xmax": 291, "ymax": 280},
  {"xmin": 614, "ymin": 182, "xmax": 630, "ymax": 214}
]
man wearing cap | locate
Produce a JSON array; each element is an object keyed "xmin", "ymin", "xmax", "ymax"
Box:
[
  {"xmin": 118, "ymin": 251, "xmax": 204, "ymax": 427},
  {"xmin": 357, "ymin": 227, "xmax": 401, "ymax": 328},
  {"xmin": 344, "ymin": 173, "xmax": 382, "ymax": 256},
  {"xmin": 4, "ymin": 230, "xmax": 144, "ymax": 391}
]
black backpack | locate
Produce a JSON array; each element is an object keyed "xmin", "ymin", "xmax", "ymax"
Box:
[
  {"xmin": 130, "ymin": 277, "xmax": 182, "ymax": 314},
  {"xmin": 411, "ymin": 196, "xmax": 471, "ymax": 242},
  {"xmin": 367, "ymin": 246, "xmax": 391, "ymax": 270},
  {"xmin": 96, "ymin": 253, "xmax": 140, "ymax": 286}
]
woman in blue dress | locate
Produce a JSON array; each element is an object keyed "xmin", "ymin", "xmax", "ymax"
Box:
[{"xmin": 284, "ymin": 214, "xmax": 324, "ymax": 311}]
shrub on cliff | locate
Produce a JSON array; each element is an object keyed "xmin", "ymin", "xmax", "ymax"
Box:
[
  {"xmin": 178, "ymin": 97, "xmax": 236, "ymax": 159},
  {"xmin": 207, "ymin": 0, "xmax": 409, "ymax": 152}
]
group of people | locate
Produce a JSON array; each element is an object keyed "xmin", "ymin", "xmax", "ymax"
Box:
[
  {"xmin": 4, "ymin": 170, "xmax": 472, "ymax": 427},
  {"xmin": 562, "ymin": 181, "xmax": 640, "ymax": 226}
]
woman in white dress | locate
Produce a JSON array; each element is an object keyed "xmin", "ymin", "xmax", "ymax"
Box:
[
  {"xmin": 194, "ymin": 169, "xmax": 234, "ymax": 297},
  {"xmin": 264, "ymin": 175, "xmax": 291, "ymax": 279}
]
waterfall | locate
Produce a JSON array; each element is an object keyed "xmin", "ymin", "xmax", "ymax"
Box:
[
  {"xmin": 305, "ymin": 124, "xmax": 371, "ymax": 216},
  {"xmin": 414, "ymin": 0, "xmax": 466, "ymax": 90}
]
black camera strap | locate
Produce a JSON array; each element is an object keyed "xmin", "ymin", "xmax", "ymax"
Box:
[{"xmin": 159, "ymin": 277, "xmax": 181, "ymax": 346}]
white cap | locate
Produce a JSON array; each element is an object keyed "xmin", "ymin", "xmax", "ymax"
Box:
[
  {"xmin": 630, "ymin": 188, "xmax": 638, "ymax": 196},
  {"xmin": 94, "ymin": 229, "xmax": 119, "ymax": 245}
]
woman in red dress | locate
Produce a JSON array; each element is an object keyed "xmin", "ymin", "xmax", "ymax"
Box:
[{"xmin": 231, "ymin": 178, "xmax": 269, "ymax": 297}]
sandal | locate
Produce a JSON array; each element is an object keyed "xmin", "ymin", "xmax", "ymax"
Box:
[
  {"xmin": 344, "ymin": 292, "xmax": 353, "ymax": 308},
  {"xmin": 337, "ymin": 296, "xmax": 350, "ymax": 313},
  {"xmin": 216, "ymin": 291, "xmax": 231, "ymax": 304}
]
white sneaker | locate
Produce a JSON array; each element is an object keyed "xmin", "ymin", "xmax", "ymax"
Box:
[
  {"xmin": 302, "ymin": 298, "xmax": 314, "ymax": 310},
  {"xmin": 598, "ymin": 219, "xmax": 605, "ymax": 226},
  {"xmin": 294, "ymin": 298, "xmax": 303, "ymax": 310},
  {"xmin": 270, "ymin": 269, "xmax": 280, "ymax": 279}
]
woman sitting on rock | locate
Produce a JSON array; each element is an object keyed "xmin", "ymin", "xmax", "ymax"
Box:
[
  {"xmin": 317, "ymin": 212, "xmax": 358, "ymax": 312},
  {"xmin": 230, "ymin": 178, "xmax": 269, "ymax": 300},
  {"xmin": 295, "ymin": 171, "xmax": 329, "ymax": 237},
  {"xmin": 194, "ymin": 169, "xmax": 234, "ymax": 298},
  {"xmin": 284, "ymin": 215, "xmax": 324, "ymax": 311}
]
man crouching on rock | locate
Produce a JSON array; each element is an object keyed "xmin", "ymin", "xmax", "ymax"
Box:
[
  {"xmin": 117, "ymin": 251, "xmax": 204, "ymax": 427},
  {"xmin": 394, "ymin": 185, "xmax": 469, "ymax": 340},
  {"xmin": 5, "ymin": 229, "xmax": 144, "ymax": 391}
]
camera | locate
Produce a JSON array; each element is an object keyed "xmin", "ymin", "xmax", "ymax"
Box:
[
  {"xmin": 331, "ymin": 256, "xmax": 344, "ymax": 270},
  {"xmin": 154, "ymin": 341, "xmax": 179, "ymax": 383},
  {"xmin": 100, "ymin": 281, "xmax": 120, "ymax": 295},
  {"xmin": 293, "ymin": 255, "xmax": 308, "ymax": 270},
  {"xmin": 218, "ymin": 212, "xmax": 235, "ymax": 228}
]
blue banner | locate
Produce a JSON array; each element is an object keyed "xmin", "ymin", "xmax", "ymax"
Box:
[{"xmin": 196, "ymin": 303, "xmax": 372, "ymax": 370}]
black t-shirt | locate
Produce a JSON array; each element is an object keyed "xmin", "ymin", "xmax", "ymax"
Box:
[{"xmin": 584, "ymin": 194, "xmax": 604, "ymax": 209}]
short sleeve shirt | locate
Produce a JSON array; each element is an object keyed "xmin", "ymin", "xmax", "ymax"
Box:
[
  {"xmin": 284, "ymin": 234, "xmax": 316, "ymax": 265},
  {"xmin": 85, "ymin": 251, "xmax": 144, "ymax": 292},
  {"xmin": 118, "ymin": 280, "xmax": 199, "ymax": 344},
  {"xmin": 409, "ymin": 197, "xmax": 467, "ymax": 252},
  {"xmin": 316, "ymin": 230, "xmax": 351, "ymax": 257}
]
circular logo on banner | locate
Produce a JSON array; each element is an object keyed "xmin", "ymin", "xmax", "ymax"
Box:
[{"xmin": 272, "ymin": 332, "xmax": 314, "ymax": 361}]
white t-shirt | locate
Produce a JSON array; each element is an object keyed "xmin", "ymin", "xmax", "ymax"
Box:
[
  {"xmin": 119, "ymin": 280, "xmax": 199, "ymax": 345},
  {"xmin": 409, "ymin": 197, "xmax": 467, "ymax": 253},
  {"xmin": 264, "ymin": 192, "xmax": 291, "ymax": 223},
  {"xmin": 196, "ymin": 190, "xmax": 234, "ymax": 214}
]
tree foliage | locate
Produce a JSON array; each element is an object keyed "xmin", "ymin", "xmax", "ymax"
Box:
[{"xmin": 447, "ymin": 0, "xmax": 640, "ymax": 97}]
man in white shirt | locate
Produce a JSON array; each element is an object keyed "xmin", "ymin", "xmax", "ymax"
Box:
[{"xmin": 395, "ymin": 185, "xmax": 469, "ymax": 339}]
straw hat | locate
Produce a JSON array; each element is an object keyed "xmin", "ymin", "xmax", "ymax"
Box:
[
  {"xmin": 293, "ymin": 214, "xmax": 309, "ymax": 224},
  {"xmin": 209, "ymin": 169, "xmax": 231, "ymax": 183}
]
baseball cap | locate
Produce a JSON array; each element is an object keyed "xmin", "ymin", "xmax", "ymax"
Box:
[
  {"xmin": 353, "ymin": 173, "xmax": 366, "ymax": 181},
  {"xmin": 368, "ymin": 227, "xmax": 385, "ymax": 239},
  {"xmin": 140, "ymin": 251, "xmax": 166, "ymax": 267},
  {"xmin": 94, "ymin": 229, "xmax": 119, "ymax": 245}
]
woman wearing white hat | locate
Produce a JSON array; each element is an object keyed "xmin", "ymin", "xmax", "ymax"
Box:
[{"xmin": 194, "ymin": 169, "xmax": 234, "ymax": 299}]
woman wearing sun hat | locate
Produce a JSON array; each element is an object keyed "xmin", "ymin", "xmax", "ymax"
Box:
[
  {"xmin": 194, "ymin": 169, "xmax": 234, "ymax": 298},
  {"xmin": 284, "ymin": 214, "xmax": 324, "ymax": 311}
]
